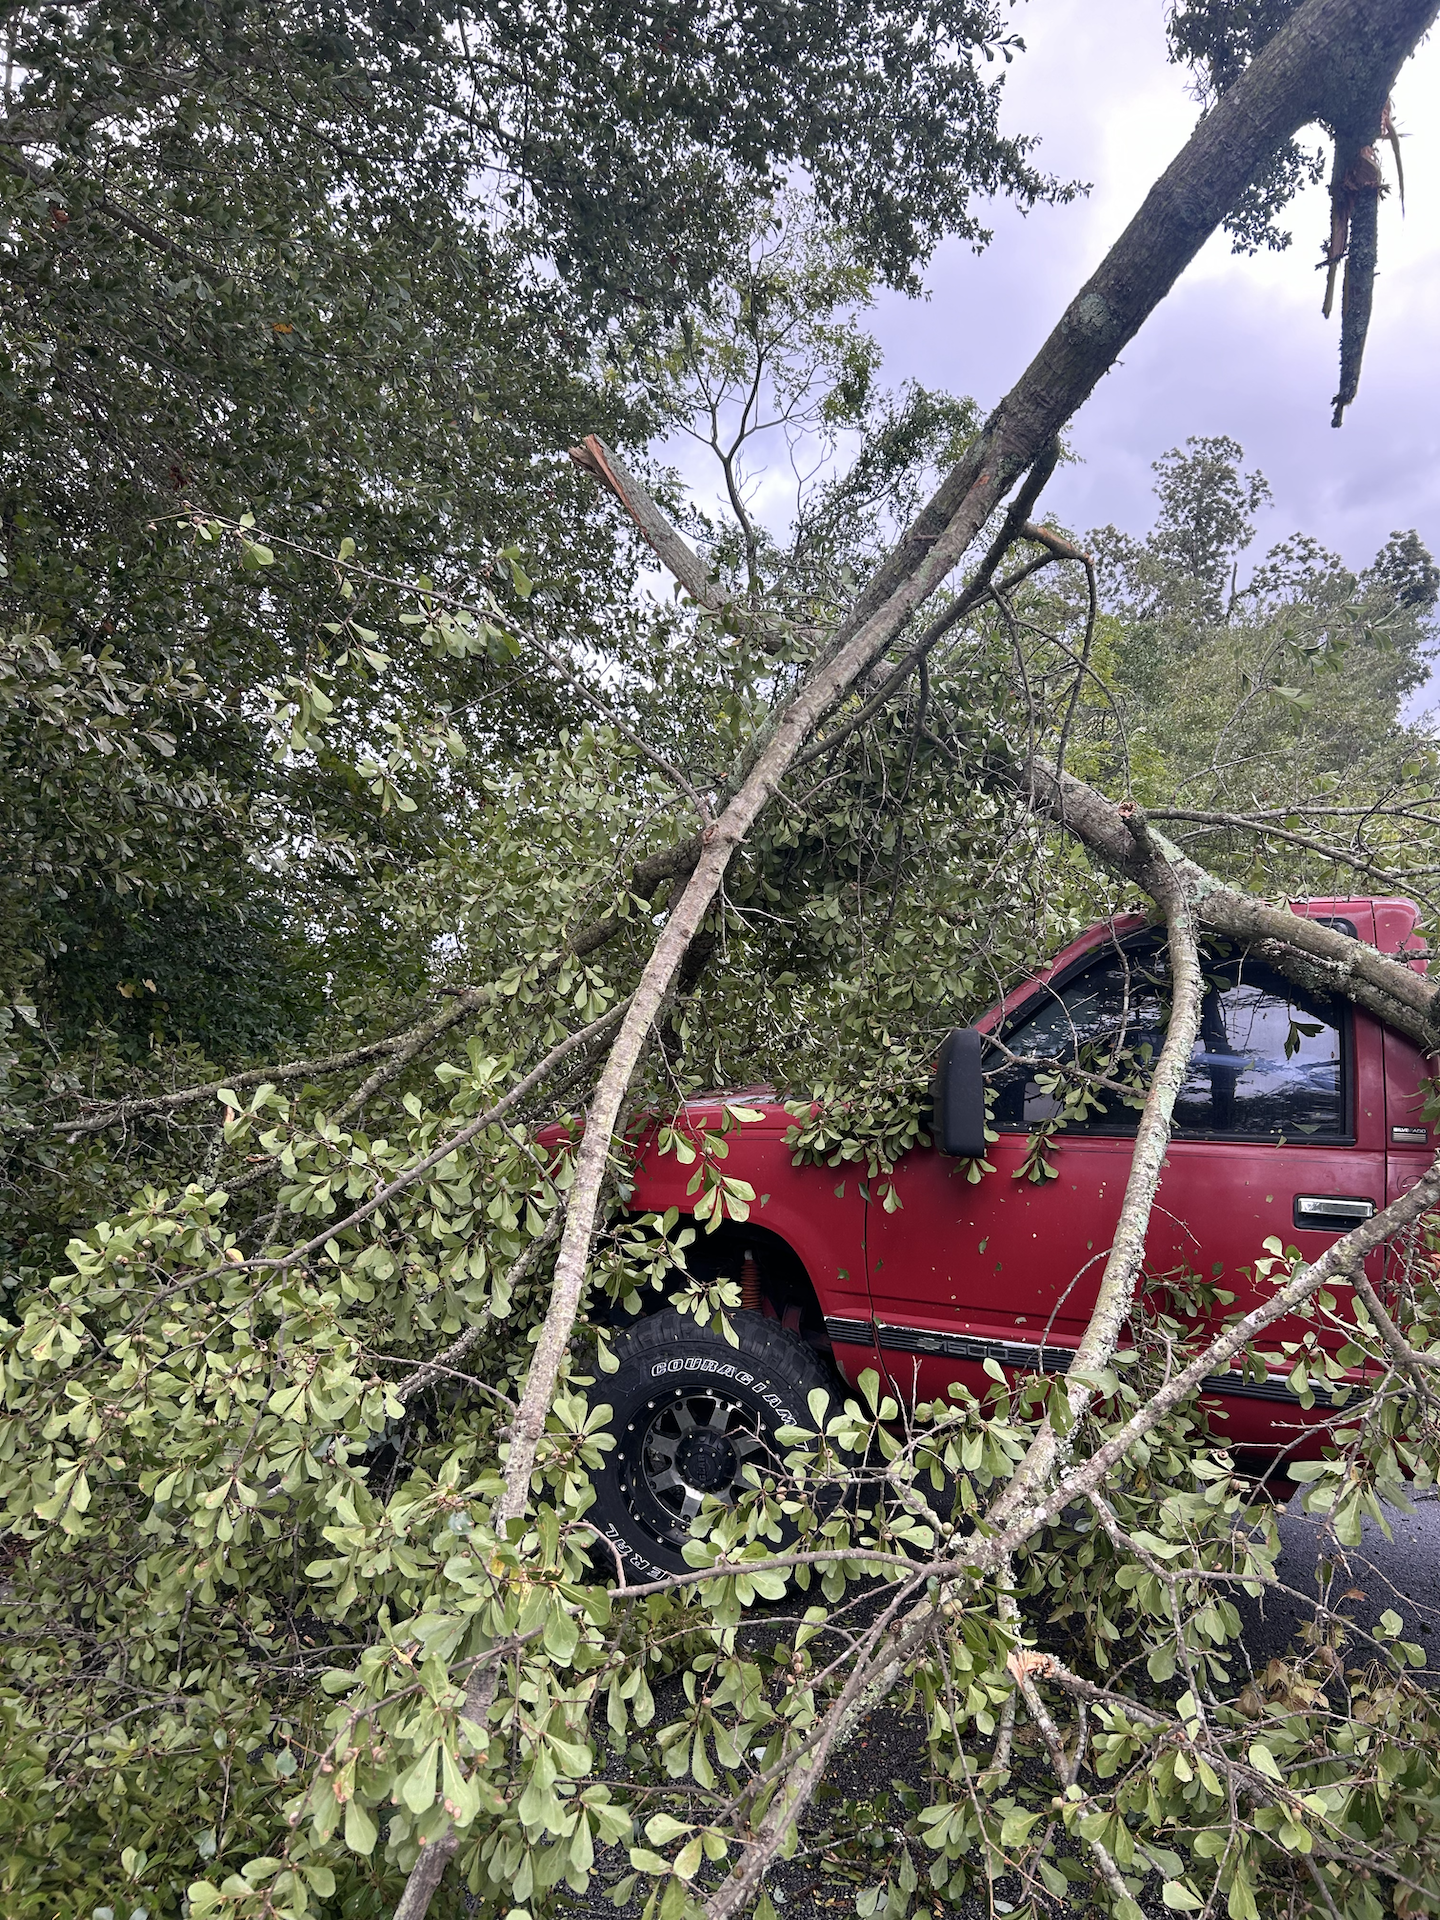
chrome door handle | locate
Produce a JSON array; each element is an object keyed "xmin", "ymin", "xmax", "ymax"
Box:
[{"xmin": 1294, "ymin": 1194, "xmax": 1377, "ymax": 1228}]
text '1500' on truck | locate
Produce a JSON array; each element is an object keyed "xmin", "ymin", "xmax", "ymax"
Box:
[{"xmin": 568, "ymin": 897, "xmax": 1434, "ymax": 1582}]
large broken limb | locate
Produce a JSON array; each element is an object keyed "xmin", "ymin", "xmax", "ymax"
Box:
[
  {"xmin": 568, "ymin": 436, "xmax": 791, "ymax": 654},
  {"xmin": 393, "ymin": 2, "xmax": 1439, "ymax": 1911},
  {"xmin": 1025, "ymin": 758, "xmax": 1440, "ymax": 1046},
  {"xmin": 569, "ymin": 437, "xmax": 725, "ymax": 614},
  {"xmin": 1324, "ymin": 122, "xmax": 1387, "ymax": 425}
]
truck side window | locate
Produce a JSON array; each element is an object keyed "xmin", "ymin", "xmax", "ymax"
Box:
[{"xmin": 990, "ymin": 943, "xmax": 1346, "ymax": 1140}]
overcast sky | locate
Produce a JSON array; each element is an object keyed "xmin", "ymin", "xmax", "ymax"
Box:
[{"xmin": 868, "ymin": 0, "xmax": 1440, "ymax": 573}]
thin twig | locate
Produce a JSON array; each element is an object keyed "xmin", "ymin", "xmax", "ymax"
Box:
[{"xmin": 227, "ymin": 1003, "xmax": 627, "ymax": 1276}]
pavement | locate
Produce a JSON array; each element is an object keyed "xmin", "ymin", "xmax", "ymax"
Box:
[
  {"xmin": 575, "ymin": 1488, "xmax": 1440, "ymax": 1920},
  {"xmin": 1238, "ymin": 1483, "xmax": 1440, "ymax": 1664}
]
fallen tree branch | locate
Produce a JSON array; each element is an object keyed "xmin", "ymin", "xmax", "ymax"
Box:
[
  {"xmin": 1147, "ymin": 805, "xmax": 1438, "ymax": 909},
  {"xmin": 393, "ymin": 3, "xmax": 1440, "ymax": 1910},
  {"xmin": 989, "ymin": 815, "xmax": 1204, "ymax": 1526},
  {"xmin": 51, "ymin": 999, "xmax": 481, "ymax": 1137},
  {"xmin": 1025, "ymin": 758, "xmax": 1440, "ymax": 1046},
  {"xmin": 1008, "ymin": 1648, "xmax": 1125, "ymax": 1902},
  {"xmin": 229, "ymin": 1001, "xmax": 628, "ymax": 1276},
  {"xmin": 698, "ymin": 1157, "xmax": 1440, "ymax": 1918}
]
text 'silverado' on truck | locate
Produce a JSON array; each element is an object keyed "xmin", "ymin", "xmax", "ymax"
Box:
[{"xmin": 553, "ymin": 897, "xmax": 1434, "ymax": 1582}]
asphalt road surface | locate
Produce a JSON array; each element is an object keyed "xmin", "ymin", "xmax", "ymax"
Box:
[
  {"xmin": 570, "ymin": 1490, "xmax": 1440, "ymax": 1920},
  {"xmin": 1239, "ymin": 1483, "xmax": 1440, "ymax": 1662}
]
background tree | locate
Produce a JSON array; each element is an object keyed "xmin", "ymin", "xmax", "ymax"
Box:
[{"xmin": 0, "ymin": 0, "xmax": 1061, "ymax": 1269}]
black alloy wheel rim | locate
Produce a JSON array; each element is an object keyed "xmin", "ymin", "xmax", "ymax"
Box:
[{"xmin": 629, "ymin": 1390, "xmax": 769, "ymax": 1546}]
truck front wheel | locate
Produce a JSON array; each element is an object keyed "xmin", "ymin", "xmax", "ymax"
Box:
[{"xmin": 587, "ymin": 1309, "xmax": 837, "ymax": 1582}]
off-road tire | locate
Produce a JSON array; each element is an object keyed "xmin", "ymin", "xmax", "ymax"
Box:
[{"xmin": 587, "ymin": 1309, "xmax": 838, "ymax": 1583}]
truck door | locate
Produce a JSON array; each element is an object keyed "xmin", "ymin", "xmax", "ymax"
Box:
[
  {"xmin": 864, "ymin": 932, "xmax": 1386, "ymax": 1423},
  {"xmin": 1372, "ymin": 899, "xmax": 1436, "ymax": 1342}
]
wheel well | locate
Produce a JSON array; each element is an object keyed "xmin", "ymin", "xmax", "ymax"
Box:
[{"xmin": 617, "ymin": 1215, "xmax": 829, "ymax": 1353}]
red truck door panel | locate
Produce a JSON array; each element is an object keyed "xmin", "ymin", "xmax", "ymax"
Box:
[
  {"xmin": 1374, "ymin": 901, "xmax": 1435, "ymax": 1301},
  {"xmin": 864, "ymin": 926, "xmax": 1388, "ymax": 1441}
]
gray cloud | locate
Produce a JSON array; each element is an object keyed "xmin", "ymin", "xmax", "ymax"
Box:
[{"xmin": 870, "ymin": 0, "xmax": 1440, "ymax": 576}]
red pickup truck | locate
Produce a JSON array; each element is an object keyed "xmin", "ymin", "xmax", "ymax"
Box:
[{"xmin": 586, "ymin": 897, "xmax": 1434, "ymax": 1580}]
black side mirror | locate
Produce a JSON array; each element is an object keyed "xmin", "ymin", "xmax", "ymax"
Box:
[{"xmin": 933, "ymin": 1028, "xmax": 987, "ymax": 1157}]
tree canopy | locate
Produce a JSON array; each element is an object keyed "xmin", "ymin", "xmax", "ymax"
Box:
[{"xmin": 1, "ymin": 0, "xmax": 1066, "ymax": 1088}]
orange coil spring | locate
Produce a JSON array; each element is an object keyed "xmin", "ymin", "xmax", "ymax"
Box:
[{"xmin": 740, "ymin": 1250, "xmax": 761, "ymax": 1312}]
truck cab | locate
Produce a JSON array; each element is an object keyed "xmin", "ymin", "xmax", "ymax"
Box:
[{"xmin": 624, "ymin": 897, "xmax": 1433, "ymax": 1458}]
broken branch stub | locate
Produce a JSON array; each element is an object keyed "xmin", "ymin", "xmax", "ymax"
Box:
[{"xmin": 568, "ymin": 436, "xmax": 790, "ymax": 652}]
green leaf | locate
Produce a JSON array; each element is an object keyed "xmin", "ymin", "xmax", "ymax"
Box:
[
  {"xmin": 344, "ymin": 1799, "xmax": 378, "ymax": 1856},
  {"xmin": 400, "ymin": 1742, "xmax": 440, "ymax": 1814},
  {"xmin": 1162, "ymin": 1882, "xmax": 1204, "ymax": 1911},
  {"xmin": 544, "ymin": 1602, "xmax": 580, "ymax": 1662},
  {"xmin": 673, "ymin": 1836, "xmax": 704, "ymax": 1881},
  {"xmin": 645, "ymin": 1814, "xmax": 694, "ymax": 1846}
]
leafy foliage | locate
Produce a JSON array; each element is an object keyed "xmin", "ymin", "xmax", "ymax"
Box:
[
  {"xmin": 7, "ymin": 24, "xmax": 1440, "ymax": 1920},
  {"xmin": 1, "ymin": 0, "xmax": 1063, "ymax": 1096}
]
